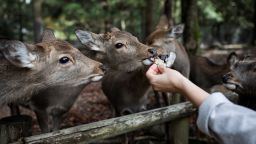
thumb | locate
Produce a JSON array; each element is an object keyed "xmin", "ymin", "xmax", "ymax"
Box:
[
  {"xmin": 157, "ymin": 65, "xmax": 166, "ymax": 74},
  {"xmin": 146, "ymin": 64, "xmax": 159, "ymax": 79},
  {"xmin": 149, "ymin": 64, "xmax": 160, "ymax": 74}
]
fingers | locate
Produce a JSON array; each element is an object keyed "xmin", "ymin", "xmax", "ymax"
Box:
[
  {"xmin": 150, "ymin": 64, "xmax": 160, "ymax": 74},
  {"xmin": 146, "ymin": 64, "xmax": 159, "ymax": 85},
  {"xmin": 157, "ymin": 65, "xmax": 165, "ymax": 74},
  {"xmin": 146, "ymin": 64, "xmax": 168, "ymax": 80},
  {"xmin": 146, "ymin": 64, "xmax": 158, "ymax": 78}
]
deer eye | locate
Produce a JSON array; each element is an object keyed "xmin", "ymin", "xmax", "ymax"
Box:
[
  {"xmin": 115, "ymin": 43, "xmax": 124, "ymax": 49},
  {"xmin": 59, "ymin": 56, "xmax": 70, "ymax": 64}
]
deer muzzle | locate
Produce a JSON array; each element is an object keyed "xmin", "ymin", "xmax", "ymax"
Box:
[{"xmin": 143, "ymin": 48, "xmax": 177, "ymax": 68}]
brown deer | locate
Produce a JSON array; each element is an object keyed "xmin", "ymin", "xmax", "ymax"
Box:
[
  {"xmin": 0, "ymin": 29, "xmax": 103, "ymax": 107},
  {"xmin": 189, "ymin": 53, "xmax": 235, "ymax": 91},
  {"xmin": 145, "ymin": 15, "xmax": 190, "ymax": 144},
  {"xmin": 76, "ymin": 27, "xmax": 178, "ymax": 144},
  {"xmin": 10, "ymin": 30, "xmax": 104, "ymax": 133},
  {"xmin": 145, "ymin": 16, "xmax": 190, "ymax": 79},
  {"xmin": 223, "ymin": 53, "xmax": 256, "ymax": 110},
  {"xmin": 75, "ymin": 28, "xmax": 175, "ymax": 116}
]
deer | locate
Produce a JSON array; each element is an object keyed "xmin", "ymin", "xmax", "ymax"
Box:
[
  {"xmin": 189, "ymin": 53, "xmax": 235, "ymax": 91},
  {"xmin": 223, "ymin": 53, "xmax": 256, "ymax": 110},
  {"xmin": 75, "ymin": 27, "xmax": 178, "ymax": 116},
  {"xmin": 76, "ymin": 27, "xmax": 178, "ymax": 144},
  {"xmin": 0, "ymin": 29, "xmax": 103, "ymax": 127},
  {"xmin": 145, "ymin": 15, "xmax": 190, "ymax": 144},
  {"xmin": 76, "ymin": 16, "xmax": 189, "ymax": 143},
  {"xmin": 145, "ymin": 15, "xmax": 190, "ymax": 107},
  {"xmin": 145, "ymin": 16, "xmax": 190, "ymax": 79}
]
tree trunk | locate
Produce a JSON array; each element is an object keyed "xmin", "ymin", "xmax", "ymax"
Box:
[
  {"xmin": 32, "ymin": 0, "xmax": 43, "ymax": 43},
  {"xmin": 102, "ymin": 0, "xmax": 110, "ymax": 33},
  {"xmin": 252, "ymin": 0, "xmax": 256, "ymax": 45},
  {"xmin": 164, "ymin": 0, "xmax": 173, "ymax": 24},
  {"xmin": 18, "ymin": 0, "xmax": 24, "ymax": 41},
  {"xmin": 144, "ymin": 0, "xmax": 155, "ymax": 38},
  {"xmin": 181, "ymin": 0, "xmax": 199, "ymax": 54}
]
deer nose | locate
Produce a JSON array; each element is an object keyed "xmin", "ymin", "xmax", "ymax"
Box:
[
  {"xmin": 148, "ymin": 48, "xmax": 158, "ymax": 57},
  {"xmin": 99, "ymin": 64, "xmax": 108, "ymax": 72},
  {"xmin": 158, "ymin": 54, "xmax": 169, "ymax": 62},
  {"xmin": 94, "ymin": 63, "xmax": 104, "ymax": 75},
  {"xmin": 222, "ymin": 73, "xmax": 232, "ymax": 83}
]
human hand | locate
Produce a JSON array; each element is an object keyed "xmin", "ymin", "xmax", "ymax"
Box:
[{"xmin": 146, "ymin": 64, "xmax": 185, "ymax": 93}]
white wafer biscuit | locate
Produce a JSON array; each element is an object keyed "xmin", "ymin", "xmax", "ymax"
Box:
[
  {"xmin": 154, "ymin": 58, "xmax": 166, "ymax": 67},
  {"xmin": 166, "ymin": 52, "xmax": 176, "ymax": 67},
  {"xmin": 154, "ymin": 52, "xmax": 176, "ymax": 68}
]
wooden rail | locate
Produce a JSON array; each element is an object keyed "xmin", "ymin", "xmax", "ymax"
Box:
[
  {"xmin": 10, "ymin": 90, "xmax": 238, "ymax": 144},
  {"xmin": 11, "ymin": 102, "xmax": 196, "ymax": 144}
]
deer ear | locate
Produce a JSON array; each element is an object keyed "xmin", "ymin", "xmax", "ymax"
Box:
[
  {"xmin": 40, "ymin": 28, "xmax": 56, "ymax": 42},
  {"xmin": 227, "ymin": 52, "xmax": 238, "ymax": 65},
  {"xmin": 168, "ymin": 24, "xmax": 184, "ymax": 38},
  {"xmin": 0, "ymin": 40, "xmax": 36, "ymax": 68},
  {"xmin": 75, "ymin": 29, "xmax": 106, "ymax": 53},
  {"xmin": 111, "ymin": 27, "xmax": 120, "ymax": 32},
  {"xmin": 156, "ymin": 15, "xmax": 169, "ymax": 30}
]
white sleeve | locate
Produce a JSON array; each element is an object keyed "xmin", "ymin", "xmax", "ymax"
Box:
[{"xmin": 197, "ymin": 92, "xmax": 256, "ymax": 144}]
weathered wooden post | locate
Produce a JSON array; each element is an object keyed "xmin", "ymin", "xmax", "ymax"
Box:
[{"xmin": 0, "ymin": 115, "xmax": 32, "ymax": 144}]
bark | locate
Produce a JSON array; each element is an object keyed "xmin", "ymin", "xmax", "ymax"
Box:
[
  {"xmin": 144, "ymin": 0, "xmax": 155, "ymax": 38},
  {"xmin": 32, "ymin": 0, "xmax": 43, "ymax": 43},
  {"xmin": 102, "ymin": 0, "xmax": 110, "ymax": 32},
  {"xmin": 164, "ymin": 0, "xmax": 173, "ymax": 22},
  {"xmin": 18, "ymin": 0, "xmax": 24, "ymax": 41},
  {"xmin": 181, "ymin": 0, "xmax": 199, "ymax": 54},
  {"xmin": 252, "ymin": 0, "xmax": 256, "ymax": 45}
]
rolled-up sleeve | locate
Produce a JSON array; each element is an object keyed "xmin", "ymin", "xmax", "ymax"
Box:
[{"xmin": 197, "ymin": 92, "xmax": 256, "ymax": 144}]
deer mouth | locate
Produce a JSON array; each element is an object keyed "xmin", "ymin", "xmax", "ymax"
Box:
[
  {"xmin": 223, "ymin": 81, "xmax": 243, "ymax": 90},
  {"xmin": 89, "ymin": 74, "xmax": 103, "ymax": 82},
  {"xmin": 142, "ymin": 58, "xmax": 154, "ymax": 66},
  {"xmin": 142, "ymin": 51, "xmax": 176, "ymax": 67},
  {"xmin": 223, "ymin": 83, "xmax": 237, "ymax": 90},
  {"xmin": 87, "ymin": 74, "xmax": 103, "ymax": 82},
  {"xmin": 73, "ymin": 74, "xmax": 103, "ymax": 86}
]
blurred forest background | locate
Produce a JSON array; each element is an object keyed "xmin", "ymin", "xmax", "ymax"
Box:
[
  {"xmin": 0, "ymin": 1, "xmax": 255, "ymax": 143},
  {"xmin": 0, "ymin": 0, "xmax": 255, "ymax": 54}
]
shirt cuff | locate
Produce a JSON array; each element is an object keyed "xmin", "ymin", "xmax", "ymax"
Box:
[{"xmin": 197, "ymin": 92, "xmax": 232, "ymax": 136}]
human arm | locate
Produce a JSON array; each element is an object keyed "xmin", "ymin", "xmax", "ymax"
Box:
[
  {"xmin": 146, "ymin": 64, "xmax": 256, "ymax": 144},
  {"xmin": 146, "ymin": 64, "xmax": 209, "ymax": 107},
  {"xmin": 198, "ymin": 92, "xmax": 256, "ymax": 144}
]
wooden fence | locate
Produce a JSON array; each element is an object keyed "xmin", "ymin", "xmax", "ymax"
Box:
[
  {"xmin": 4, "ymin": 90, "xmax": 237, "ymax": 144},
  {"xmin": 10, "ymin": 102, "xmax": 195, "ymax": 144}
]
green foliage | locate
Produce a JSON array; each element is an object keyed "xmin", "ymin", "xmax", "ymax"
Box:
[
  {"xmin": 0, "ymin": 0, "xmax": 254, "ymax": 43},
  {"xmin": 198, "ymin": 0, "xmax": 223, "ymax": 22},
  {"xmin": 200, "ymin": 0, "xmax": 254, "ymax": 28},
  {"xmin": 41, "ymin": 0, "xmax": 149, "ymax": 40},
  {"xmin": 0, "ymin": 0, "xmax": 33, "ymax": 41}
]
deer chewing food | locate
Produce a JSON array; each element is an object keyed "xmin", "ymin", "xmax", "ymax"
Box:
[{"xmin": 154, "ymin": 52, "xmax": 176, "ymax": 68}]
